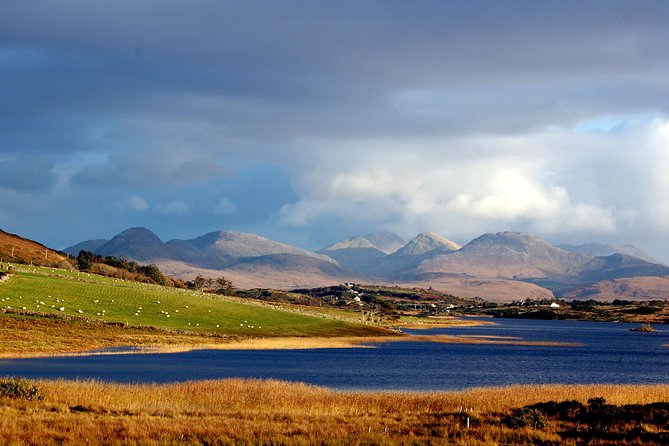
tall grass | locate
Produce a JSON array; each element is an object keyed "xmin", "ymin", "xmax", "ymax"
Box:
[{"xmin": 0, "ymin": 379, "xmax": 667, "ymax": 445}]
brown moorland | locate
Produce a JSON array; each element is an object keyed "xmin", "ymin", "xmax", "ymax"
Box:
[
  {"xmin": 0, "ymin": 379, "xmax": 667, "ymax": 445},
  {"xmin": 0, "ymin": 229, "xmax": 68, "ymax": 267}
]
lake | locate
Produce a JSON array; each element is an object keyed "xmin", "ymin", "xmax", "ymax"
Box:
[{"xmin": 1, "ymin": 318, "xmax": 667, "ymax": 391}]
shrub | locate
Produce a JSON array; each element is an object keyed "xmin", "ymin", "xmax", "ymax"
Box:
[
  {"xmin": 0, "ymin": 377, "xmax": 45, "ymax": 401},
  {"xmin": 502, "ymin": 407, "xmax": 549, "ymax": 429}
]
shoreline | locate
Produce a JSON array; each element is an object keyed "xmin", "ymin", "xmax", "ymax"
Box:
[{"xmin": 0, "ymin": 329, "xmax": 581, "ymax": 359}]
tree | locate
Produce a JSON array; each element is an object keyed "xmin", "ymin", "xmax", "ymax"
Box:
[
  {"xmin": 138, "ymin": 264, "xmax": 166, "ymax": 285},
  {"xmin": 190, "ymin": 274, "xmax": 212, "ymax": 292},
  {"xmin": 77, "ymin": 250, "xmax": 92, "ymax": 271},
  {"xmin": 214, "ymin": 277, "xmax": 234, "ymax": 295}
]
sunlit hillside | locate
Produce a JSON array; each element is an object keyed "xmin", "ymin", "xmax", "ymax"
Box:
[
  {"xmin": 0, "ymin": 229, "xmax": 68, "ymax": 267},
  {"xmin": 0, "ymin": 265, "xmax": 391, "ymax": 356}
]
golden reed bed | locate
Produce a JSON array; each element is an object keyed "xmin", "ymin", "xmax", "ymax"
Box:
[{"xmin": 1, "ymin": 379, "xmax": 667, "ymax": 445}]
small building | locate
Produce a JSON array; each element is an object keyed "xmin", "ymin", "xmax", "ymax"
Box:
[{"xmin": 550, "ymin": 302, "xmax": 560, "ymax": 308}]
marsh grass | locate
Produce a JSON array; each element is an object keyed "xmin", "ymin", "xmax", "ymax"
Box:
[{"xmin": 0, "ymin": 380, "xmax": 667, "ymax": 445}]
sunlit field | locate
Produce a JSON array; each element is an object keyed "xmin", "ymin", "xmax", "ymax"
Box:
[{"xmin": 0, "ymin": 266, "xmax": 392, "ymax": 356}]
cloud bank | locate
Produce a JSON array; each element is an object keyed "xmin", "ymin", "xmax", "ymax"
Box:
[{"xmin": 1, "ymin": 1, "xmax": 669, "ymax": 260}]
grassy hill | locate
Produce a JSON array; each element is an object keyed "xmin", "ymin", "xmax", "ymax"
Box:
[
  {"xmin": 0, "ymin": 264, "xmax": 391, "ymax": 355},
  {"xmin": 0, "ymin": 229, "xmax": 69, "ymax": 267}
]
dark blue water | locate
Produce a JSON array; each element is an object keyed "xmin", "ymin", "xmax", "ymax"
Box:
[{"xmin": 1, "ymin": 318, "xmax": 667, "ymax": 391}]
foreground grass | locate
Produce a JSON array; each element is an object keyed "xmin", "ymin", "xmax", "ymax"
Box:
[{"xmin": 0, "ymin": 379, "xmax": 667, "ymax": 445}]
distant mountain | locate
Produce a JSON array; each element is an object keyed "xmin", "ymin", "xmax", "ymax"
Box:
[
  {"xmin": 68, "ymin": 228, "xmax": 332, "ymax": 266},
  {"xmin": 95, "ymin": 227, "xmax": 171, "ymax": 261},
  {"xmin": 557, "ymin": 242, "xmax": 662, "ymax": 265},
  {"xmin": 229, "ymin": 253, "xmax": 348, "ymax": 274},
  {"xmin": 405, "ymin": 232, "xmax": 669, "ymax": 292},
  {"xmin": 158, "ymin": 255, "xmax": 366, "ymax": 291},
  {"xmin": 0, "ymin": 229, "xmax": 68, "ymax": 267},
  {"xmin": 319, "ymin": 246, "xmax": 387, "ymax": 276},
  {"xmin": 405, "ymin": 231, "xmax": 593, "ymax": 281},
  {"xmin": 319, "ymin": 231, "xmax": 405, "ymax": 275},
  {"xmin": 361, "ymin": 231, "xmax": 406, "ymax": 254},
  {"xmin": 323, "ymin": 236, "xmax": 379, "ymax": 251},
  {"xmin": 67, "ymin": 227, "xmax": 344, "ymax": 289},
  {"xmin": 574, "ymin": 253, "xmax": 669, "ymax": 284},
  {"xmin": 393, "ymin": 232, "xmax": 461, "ymax": 256},
  {"xmin": 321, "ymin": 231, "xmax": 405, "ymax": 254},
  {"xmin": 189, "ymin": 230, "xmax": 327, "ymax": 262},
  {"xmin": 63, "ymin": 239, "xmax": 108, "ymax": 256},
  {"xmin": 65, "ymin": 227, "xmax": 669, "ymax": 301},
  {"xmin": 361, "ymin": 232, "xmax": 462, "ymax": 277}
]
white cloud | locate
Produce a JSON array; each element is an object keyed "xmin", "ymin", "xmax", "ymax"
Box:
[
  {"xmin": 279, "ymin": 119, "xmax": 669, "ymax": 241},
  {"xmin": 214, "ymin": 197, "xmax": 237, "ymax": 215},
  {"xmin": 162, "ymin": 201, "xmax": 189, "ymax": 214},
  {"xmin": 114, "ymin": 195, "xmax": 148, "ymax": 211},
  {"xmin": 647, "ymin": 119, "xmax": 669, "ymax": 229}
]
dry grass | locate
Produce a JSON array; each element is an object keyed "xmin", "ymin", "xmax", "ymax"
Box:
[
  {"xmin": 0, "ymin": 229, "xmax": 68, "ymax": 267},
  {"xmin": 398, "ymin": 317, "xmax": 496, "ymax": 329},
  {"xmin": 0, "ymin": 379, "xmax": 667, "ymax": 445},
  {"xmin": 0, "ymin": 313, "xmax": 242, "ymax": 357}
]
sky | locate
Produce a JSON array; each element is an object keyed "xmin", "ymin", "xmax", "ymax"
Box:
[{"xmin": 2, "ymin": 0, "xmax": 669, "ymax": 260}]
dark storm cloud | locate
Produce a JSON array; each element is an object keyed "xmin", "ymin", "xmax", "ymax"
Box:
[
  {"xmin": 0, "ymin": 156, "xmax": 57, "ymax": 192},
  {"xmin": 3, "ymin": 0, "xmax": 669, "ymax": 141}
]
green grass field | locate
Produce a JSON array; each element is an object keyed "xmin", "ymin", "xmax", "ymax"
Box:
[{"xmin": 0, "ymin": 265, "xmax": 385, "ymax": 338}]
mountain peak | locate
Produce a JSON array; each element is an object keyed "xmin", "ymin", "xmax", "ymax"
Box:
[
  {"xmin": 96, "ymin": 227, "xmax": 166, "ymax": 260},
  {"xmin": 362, "ymin": 231, "xmax": 405, "ymax": 254},
  {"xmin": 322, "ymin": 236, "xmax": 377, "ymax": 251},
  {"xmin": 462, "ymin": 231, "xmax": 547, "ymax": 253},
  {"xmin": 395, "ymin": 232, "xmax": 461, "ymax": 257},
  {"xmin": 321, "ymin": 231, "xmax": 405, "ymax": 254},
  {"xmin": 115, "ymin": 227, "xmax": 162, "ymax": 240},
  {"xmin": 188, "ymin": 230, "xmax": 329, "ymax": 261}
]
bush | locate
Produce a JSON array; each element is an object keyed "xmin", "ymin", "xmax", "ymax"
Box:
[
  {"xmin": 0, "ymin": 377, "xmax": 45, "ymax": 401},
  {"xmin": 502, "ymin": 407, "xmax": 549, "ymax": 429}
]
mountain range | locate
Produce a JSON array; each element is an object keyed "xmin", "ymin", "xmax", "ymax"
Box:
[{"xmin": 62, "ymin": 227, "xmax": 669, "ymax": 302}]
